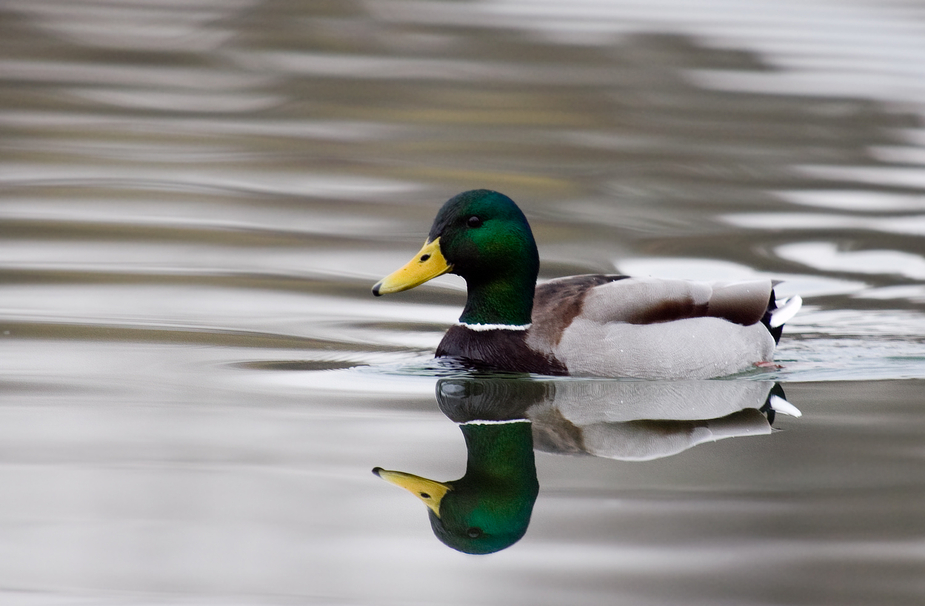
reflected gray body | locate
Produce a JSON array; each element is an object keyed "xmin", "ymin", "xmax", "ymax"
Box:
[{"xmin": 438, "ymin": 378, "xmax": 789, "ymax": 461}]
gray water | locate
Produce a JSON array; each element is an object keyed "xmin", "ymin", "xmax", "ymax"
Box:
[{"xmin": 2, "ymin": 0, "xmax": 925, "ymax": 604}]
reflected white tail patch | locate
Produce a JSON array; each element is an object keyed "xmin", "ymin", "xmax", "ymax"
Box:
[{"xmin": 769, "ymin": 394, "xmax": 803, "ymax": 418}]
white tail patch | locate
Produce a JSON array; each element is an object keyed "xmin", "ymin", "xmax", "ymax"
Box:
[
  {"xmin": 769, "ymin": 295, "xmax": 802, "ymax": 328},
  {"xmin": 769, "ymin": 394, "xmax": 802, "ymax": 418}
]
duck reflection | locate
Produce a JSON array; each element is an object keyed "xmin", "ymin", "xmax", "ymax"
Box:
[{"xmin": 374, "ymin": 378, "xmax": 799, "ymax": 554}]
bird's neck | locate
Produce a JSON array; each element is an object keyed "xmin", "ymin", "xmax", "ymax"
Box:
[
  {"xmin": 459, "ymin": 421, "xmax": 537, "ymax": 485},
  {"xmin": 459, "ymin": 273, "xmax": 535, "ymax": 327}
]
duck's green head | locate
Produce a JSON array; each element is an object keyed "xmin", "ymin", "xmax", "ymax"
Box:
[
  {"xmin": 373, "ymin": 190, "xmax": 539, "ymax": 325},
  {"xmin": 373, "ymin": 420, "xmax": 538, "ymax": 554}
]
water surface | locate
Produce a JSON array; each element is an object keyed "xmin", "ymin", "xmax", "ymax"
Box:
[{"xmin": 1, "ymin": 1, "xmax": 924, "ymax": 604}]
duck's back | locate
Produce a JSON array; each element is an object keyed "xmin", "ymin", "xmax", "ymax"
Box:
[{"xmin": 526, "ymin": 276, "xmax": 779, "ymax": 379}]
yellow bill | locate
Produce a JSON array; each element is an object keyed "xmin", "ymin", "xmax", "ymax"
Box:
[
  {"xmin": 372, "ymin": 238, "xmax": 451, "ymax": 296},
  {"xmin": 372, "ymin": 467, "xmax": 452, "ymax": 516}
]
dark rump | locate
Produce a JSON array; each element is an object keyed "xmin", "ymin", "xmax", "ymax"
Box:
[{"xmin": 760, "ymin": 289, "xmax": 784, "ymax": 344}]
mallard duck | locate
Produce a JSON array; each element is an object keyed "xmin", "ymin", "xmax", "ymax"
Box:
[{"xmin": 373, "ymin": 190, "xmax": 801, "ymax": 379}]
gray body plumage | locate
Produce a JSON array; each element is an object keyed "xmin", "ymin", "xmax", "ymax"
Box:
[{"xmin": 524, "ymin": 276, "xmax": 779, "ymax": 379}]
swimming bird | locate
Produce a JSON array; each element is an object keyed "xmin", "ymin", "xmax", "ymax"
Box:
[{"xmin": 372, "ymin": 190, "xmax": 801, "ymax": 379}]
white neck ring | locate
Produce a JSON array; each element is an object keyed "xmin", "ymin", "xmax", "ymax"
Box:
[{"xmin": 457, "ymin": 322, "xmax": 531, "ymax": 332}]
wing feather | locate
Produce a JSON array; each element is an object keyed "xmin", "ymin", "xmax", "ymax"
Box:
[{"xmin": 578, "ymin": 278, "xmax": 773, "ymax": 326}]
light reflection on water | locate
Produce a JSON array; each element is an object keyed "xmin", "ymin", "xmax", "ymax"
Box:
[{"xmin": 2, "ymin": 0, "xmax": 925, "ymax": 604}]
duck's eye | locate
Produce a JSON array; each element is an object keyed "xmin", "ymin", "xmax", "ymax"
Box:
[
  {"xmin": 466, "ymin": 527, "xmax": 483, "ymax": 538},
  {"xmin": 467, "ymin": 216, "xmax": 482, "ymax": 228}
]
